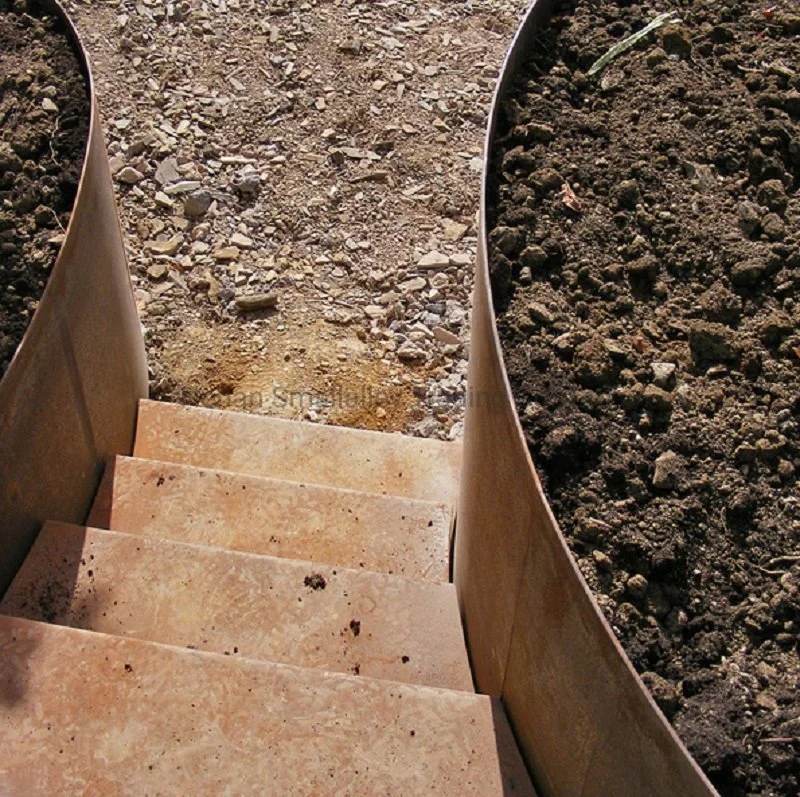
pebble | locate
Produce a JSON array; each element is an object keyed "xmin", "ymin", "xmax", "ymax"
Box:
[
  {"xmin": 213, "ymin": 247, "xmax": 240, "ymax": 262},
  {"xmin": 433, "ymin": 327, "xmax": 460, "ymax": 345},
  {"xmin": 443, "ymin": 220, "xmax": 469, "ymax": 242},
  {"xmin": 417, "ymin": 251, "xmax": 451, "ymax": 269},
  {"xmin": 230, "ymin": 233, "xmax": 255, "ymax": 249},
  {"xmin": 397, "ymin": 342, "xmax": 427, "ymax": 363},
  {"xmin": 651, "ymin": 362, "xmax": 676, "ymax": 389},
  {"xmin": 736, "ymin": 201, "xmax": 761, "ymax": 236},
  {"xmin": 164, "ymin": 180, "xmax": 202, "ymax": 196},
  {"xmin": 450, "ymin": 253, "xmax": 472, "ymax": 267},
  {"xmin": 146, "ymin": 239, "xmax": 181, "ymax": 256},
  {"xmin": 338, "ymin": 38, "xmax": 363, "ymax": 54},
  {"xmin": 155, "ymin": 157, "xmax": 180, "ymax": 185},
  {"xmin": 117, "ymin": 166, "xmax": 144, "ymax": 184},
  {"xmin": 400, "ymin": 277, "xmax": 426, "ymax": 294},
  {"xmin": 147, "ymin": 263, "xmax": 168, "ymax": 280},
  {"xmin": 183, "ymin": 191, "xmax": 212, "ymax": 219},
  {"xmin": 652, "ymin": 450, "xmax": 684, "ymax": 490},
  {"xmin": 154, "ymin": 191, "xmax": 173, "ymax": 209}
]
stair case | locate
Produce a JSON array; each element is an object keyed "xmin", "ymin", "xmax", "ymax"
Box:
[{"xmin": 0, "ymin": 399, "xmax": 535, "ymax": 794}]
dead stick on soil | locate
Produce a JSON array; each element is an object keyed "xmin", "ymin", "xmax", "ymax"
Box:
[
  {"xmin": 48, "ymin": 115, "xmax": 62, "ymax": 166},
  {"xmin": 760, "ymin": 737, "xmax": 800, "ymax": 745},
  {"xmin": 767, "ymin": 554, "xmax": 800, "ymax": 566},
  {"xmin": 49, "ymin": 209, "xmax": 65, "ymax": 234},
  {"xmin": 753, "ymin": 564, "xmax": 787, "ymax": 576},
  {"xmin": 587, "ymin": 11, "xmax": 681, "ymax": 77}
]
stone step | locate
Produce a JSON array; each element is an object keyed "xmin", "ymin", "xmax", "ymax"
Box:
[
  {"xmin": 2, "ymin": 523, "xmax": 473, "ymax": 692},
  {"xmin": 0, "ymin": 616, "xmax": 534, "ymax": 794},
  {"xmin": 133, "ymin": 399, "xmax": 462, "ymax": 506},
  {"xmin": 88, "ymin": 456, "xmax": 451, "ymax": 583}
]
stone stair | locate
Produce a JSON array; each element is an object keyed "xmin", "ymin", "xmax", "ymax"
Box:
[
  {"xmin": 88, "ymin": 455, "xmax": 453, "ymax": 582},
  {"xmin": 134, "ymin": 399, "xmax": 462, "ymax": 503},
  {"xmin": 0, "ymin": 400, "xmax": 535, "ymax": 794}
]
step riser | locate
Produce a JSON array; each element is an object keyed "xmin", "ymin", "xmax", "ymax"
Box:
[
  {"xmin": 133, "ymin": 400, "xmax": 462, "ymax": 505},
  {"xmin": 0, "ymin": 616, "xmax": 535, "ymax": 795},
  {"xmin": 88, "ymin": 457, "xmax": 451, "ymax": 583},
  {"xmin": 2, "ymin": 523, "xmax": 473, "ymax": 692}
]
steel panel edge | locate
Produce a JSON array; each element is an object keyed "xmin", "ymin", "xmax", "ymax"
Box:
[
  {"xmin": 455, "ymin": 2, "xmax": 718, "ymax": 795},
  {"xmin": 0, "ymin": 0, "xmax": 147, "ymax": 595}
]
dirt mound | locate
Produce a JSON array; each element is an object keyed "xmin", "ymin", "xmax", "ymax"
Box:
[
  {"xmin": 489, "ymin": 2, "xmax": 799, "ymax": 794},
  {"xmin": 0, "ymin": 0, "xmax": 89, "ymax": 377}
]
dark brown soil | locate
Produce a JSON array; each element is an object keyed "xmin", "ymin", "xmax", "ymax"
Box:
[
  {"xmin": 488, "ymin": 2, "xmax": 799, "ymax": 795},
  {"xmin": 0, "ymin": 0, "xmax": 89, "ymax": 377}
]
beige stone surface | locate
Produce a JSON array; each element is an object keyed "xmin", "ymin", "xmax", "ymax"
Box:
[
  {"xmin": 0, "ymin": 616, "xmax": 535, "ymax": 795},
  {"xmin": 3, "ymin": 523, "xmax": 472, "ymax": 691},
  {"xmin": 133, "ymin": 400, "xmax": 462, "ymax": 505},
  {"xmin": 88, "ymin": 456, "xmax": 451, "ymax": 582}
]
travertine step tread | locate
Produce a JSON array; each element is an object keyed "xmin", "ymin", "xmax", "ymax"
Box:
[
  {"xmin": 133, "ymin": 399, "xmax": 462, "ymax": 505},
  {"xmin": 2, "ymin": 523, "xmax": 473, "ymax": 691},
  {"xmin": 87, "ymin": 456, "xmax": 451, "ymax": 583},
  {"xmin": 0, "ymin": 616, "xmax": 535, "ymax": 795}
]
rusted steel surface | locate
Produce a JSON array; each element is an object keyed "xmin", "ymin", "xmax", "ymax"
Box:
[
  {"xmin": 0, "ymin": 0, "xmax": 147, "ymax": 595},
  {"xmin": 455, "ymin": 2, "xmax": 718, "ymax": 795}
]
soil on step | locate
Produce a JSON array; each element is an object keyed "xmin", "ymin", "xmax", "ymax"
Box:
[
  {"xmin": 489, "ymin": 2, "xmax": 799, "ymax": 795},
  {"xmin": 0, "ymin": 0, "xmax": 89, "ymax": 377}
]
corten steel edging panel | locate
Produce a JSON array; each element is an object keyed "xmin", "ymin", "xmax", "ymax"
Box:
[
  {"xmin": 455, "ymin": 2, "xmax": 718, "ymax": 796},
  {"xmin": 0, "ymin": 0, "xmax": 148, "ymax": 596}
]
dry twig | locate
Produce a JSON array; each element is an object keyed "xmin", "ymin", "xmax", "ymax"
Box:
[{"xmin": 588, "ymin": 11, "xmax": 681, "ymax": 77}]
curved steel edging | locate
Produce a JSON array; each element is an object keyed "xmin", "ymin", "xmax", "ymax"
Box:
[
  {"xmin": 455, "ymin": 3, "xmax": 718, "ymax": 795},
  {"xmin": 0, "ymin": 0, "xmax": 147, "ymax": 595}
]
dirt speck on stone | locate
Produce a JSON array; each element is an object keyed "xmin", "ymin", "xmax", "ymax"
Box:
[{"xmin": 304, "ymin": 573, "xmax": 327, "ymax": 591}]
